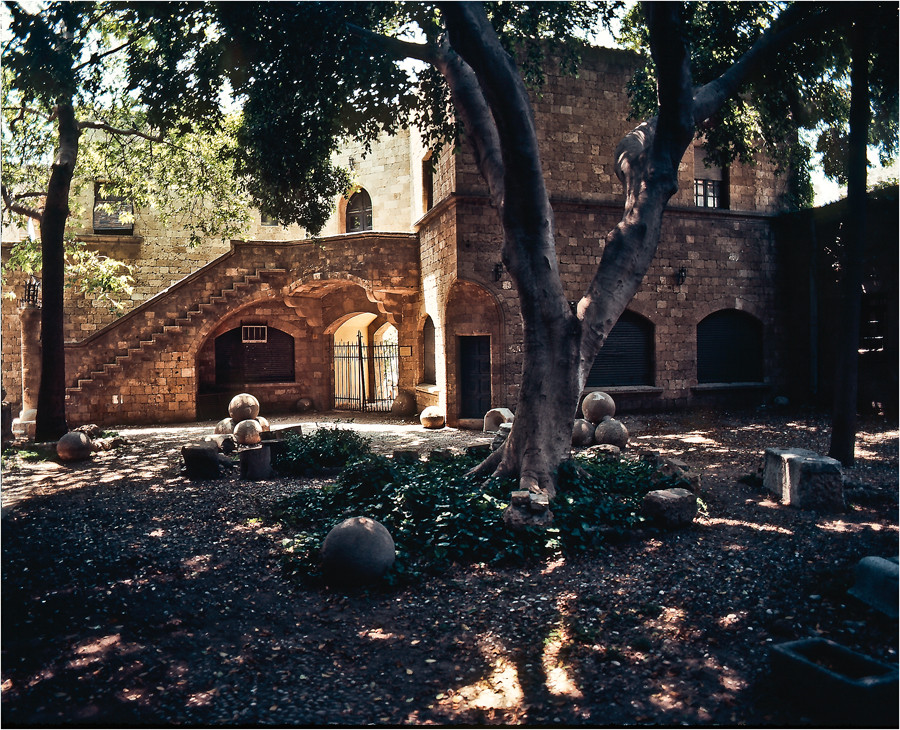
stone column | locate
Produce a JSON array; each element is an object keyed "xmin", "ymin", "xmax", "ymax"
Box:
[{"xmin": 14, "ymin": 304, "xmax": 41, "ymax": 438}]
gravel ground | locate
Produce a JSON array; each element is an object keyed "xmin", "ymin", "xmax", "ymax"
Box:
[{"xmin": 1, "ymin": 407, "xmax": 897, "ymax": 727}]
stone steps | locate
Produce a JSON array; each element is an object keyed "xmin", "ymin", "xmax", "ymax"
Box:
[{"xmin": 65, "ymin": 267, "xmax": 289, "ymax": 397}]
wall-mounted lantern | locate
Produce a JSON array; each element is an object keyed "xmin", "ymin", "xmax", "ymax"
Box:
[
  {"xmin": 493, "ymin": 263, "xmax": 503, "ymax": 282},
  {"xmin": 675, "ymin": 267, "xmax": 688, "ymax": 286},
  {"xmin": 22, "ymin": 276, "xmax": 41, "ymax": 307}
]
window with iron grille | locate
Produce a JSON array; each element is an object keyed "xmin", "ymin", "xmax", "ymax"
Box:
[
  {"xmin": 697, "ymin": 309, "xmax": 763, "ymax": 383},
  {"xmin": 585, "ymin": 310, "xmax": 655, "ymax": 387},
  {"xmin": 93, "ymin": 181, "xmax": 134, "ymax": 234},
  {"xmin": 242, "ymin": 325, "xmax": 267, "ymax": 343},
  {"xmin": 216, "ymin": 325, "xmax": 294, "ymax": 384},
  {"xmin": 346, "ymin": 189, "xmax": 373, "ymax": 232}
]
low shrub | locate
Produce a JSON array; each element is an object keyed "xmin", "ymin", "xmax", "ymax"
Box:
[
  {"xmin": 272, "ymin": 423, "xmax": 372, "ymax": 476},
  {"xmin": 274, "ymin": 450, "xmax": 679, "ymax": 586}
]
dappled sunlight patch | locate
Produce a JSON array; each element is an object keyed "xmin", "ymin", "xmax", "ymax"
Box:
[
  {"xmin": 186, "ymin": 687, "xmax": 220, "ymax": 707},
  {"xmin": 541, "ymin": 556, "xmax": 566, "ymax": 575},
  {"xmin": 358, "ymin": 627, "xmax": 398, "ymax": 641},
  {"xmin": 700, "ymin": 516, "xmax": 793, "ymax": 535},
  {"xmin": 717, "ymin": 611, "xmax": 747, "ymax": 629},
  {"xmin": 818, "ymin": 519, "xmax": 897, "ymax": 534},
  {"xmin": 66, "ymin": 633, "xmax": 123, "ymax": 669},
  {"xmin": 183, "ymin": 553, "xmax": 212, "ymax": 577},
  {"xmin": 543, "ymin": 594, "xmax": 583, "ymax": 699}
]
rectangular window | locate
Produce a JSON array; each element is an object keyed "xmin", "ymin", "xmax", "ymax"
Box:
[
  {"xmin": 694, "ymin": 178, "xmax": 721, "ymax": 208},
  {"xmin": 93, "ymin": 182, "xmax": 134, "ymax": 234},
  {"xmin": 260, "ymin": 213, "xmax": 278, "ymax": 226},
  {"xmin": 694, "ymin": 154, "xmax": 728, "ymax": 209},
  {"xmin": 242, "ymin": 325, "xmax": 268, "ymax": 343}
]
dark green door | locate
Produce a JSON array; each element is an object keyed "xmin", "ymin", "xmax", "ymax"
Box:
[{"xmin": 459, "ymin": 335, "xmax": 491, "ymax": 418}]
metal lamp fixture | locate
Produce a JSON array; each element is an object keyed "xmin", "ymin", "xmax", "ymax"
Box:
[
  {"xmin": 22, "ymin": 275, "xmax": 41, "ymax": 307},
  {"xmin": 493, "ymin": 263, "xmax": 503, "ymax": 282},
  {"xmin": 675, "ymin": 266, "xmax": 687, "ymax": 286}
]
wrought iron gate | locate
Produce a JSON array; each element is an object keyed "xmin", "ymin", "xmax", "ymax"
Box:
[{"xmin": 333, "ymin": 331, "xmax": 399, "ymax": 412}]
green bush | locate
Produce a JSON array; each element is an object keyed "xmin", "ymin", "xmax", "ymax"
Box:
[
  {"xmin": 272, "ymin": 423, "xmax": 372, "ymax": 475},
  {"xmin": 273, "ymin": 450, "xmax": 679, "ymax": 586}
]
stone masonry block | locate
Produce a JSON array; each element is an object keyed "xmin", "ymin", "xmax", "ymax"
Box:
[{"xmin": 764, "ymin": 447, "xmax": 844, "ymax": 512}]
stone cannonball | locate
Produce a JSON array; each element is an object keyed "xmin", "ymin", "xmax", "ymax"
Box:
[
  {"xmin": 296, "ymin": 397, "xmax": 314, "ymax": 413},
  {"xmin": 581, "ymin": 391, "xmax": 616, "ymax": 424},
  {"xmin": 57, "ymin": 431, "xmax": 93, "ymax": 461},
  {"xmin": 233, "ymin": 419, "xmax": 263, "ymax": 445},
  {"xmin": 572, "ymin": 418, "xmax": 595, "ymax": 446},
  {"xmin": 228, "ymin": 393, "xmax": 260, "ymax": 422},
  {"xmin": 256, "ymin": 416, "xmax": 270, "ymax": 432},
  {"xmin": 420, "ymin": 406, "xmax": 445, "ymax": 429},
  {"xmin": 594, "ymin": 416, "xmax": 628, "ymax": 450},
  {"xmin": 214, "ymin": 417, "xmax": 235, "ymax": 435},
  {"xmin": 321, "ymin": 516, "xmax": 396, "ymax": 586}
]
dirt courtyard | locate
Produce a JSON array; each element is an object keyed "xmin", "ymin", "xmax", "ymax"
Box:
[{"xmin": 1, "ymin": 407, "xmax": 897, "ymax": 726}]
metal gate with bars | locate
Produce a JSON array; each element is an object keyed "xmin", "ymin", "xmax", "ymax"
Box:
[{"xmin": 333, "ymin": 332, "xmax": 399, "ymax": 412}]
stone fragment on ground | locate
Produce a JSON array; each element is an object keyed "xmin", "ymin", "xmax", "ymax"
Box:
[
  {"xmin": 763, "ymin": 447, "xmax": 844, "ymax": 512},
  {"xmin": 642, "ymin": 487, "xmax": 697, "ymax": 528}
]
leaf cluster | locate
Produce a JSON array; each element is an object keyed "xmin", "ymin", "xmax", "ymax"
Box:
[{"xmin": 272, "ymin": 425, "xmax": 374, "ymax": 476}]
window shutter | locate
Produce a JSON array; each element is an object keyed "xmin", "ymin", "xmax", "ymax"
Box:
[
  {"xmin": 697, "ymin": 310, "xmax": 763, "ymax": 383},
  {"xmin": 586, "ymin": 312, "xmax": 654, "ymax": 387}
]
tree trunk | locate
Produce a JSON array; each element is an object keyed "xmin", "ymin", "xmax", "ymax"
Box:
[
  {"xmin": 35, "ymin": 102, "xmax": 79, "ymax": 442},
  {"xmin": 829, "ymin": 18, "xmax": 870, "ymax": 466}
]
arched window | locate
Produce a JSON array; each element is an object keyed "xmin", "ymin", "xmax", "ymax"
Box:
[
  {"xmin": 422, "ymin": 316, "xmax": 436, "ymax": 384},
  {"xmin": 346, "ymin": 189, "xmax": 373, "ymax": 232},
  {"xmin": 697, "ymin": 309, "xmax": 763, "ymax": 383},
  {"xmin": 215, "ymin": 325, "xmax": 295, "ymax": 385},
  {"xmin": 586, "ymin": 311, "xmax": 654, "ymax": 387}
]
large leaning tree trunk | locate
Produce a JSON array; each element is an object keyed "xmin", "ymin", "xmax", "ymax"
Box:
[
  {"xmin": 34, "ymin": 101, "xmax": 80, "ymax": 442},
  {"xmin": 828, "ymin": 16, "xmax": 870, "ymax": 466},
  {"xmin": 430, "ymin": 2, "xmax": 808, "ymax": 502}
]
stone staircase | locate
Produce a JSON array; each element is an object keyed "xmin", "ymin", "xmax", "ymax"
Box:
[{"xmin": 64, "ymin": 245, "xmax": 291, "ymax": 407}]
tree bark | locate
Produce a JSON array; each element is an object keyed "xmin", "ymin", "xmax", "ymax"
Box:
[
  {"xmin": 35, "ymin": 102, "xmax": 79, "ymax": 442},
  {"xmin": 829, "ymin": 17, "xmax": 870, "ymax": 466}
]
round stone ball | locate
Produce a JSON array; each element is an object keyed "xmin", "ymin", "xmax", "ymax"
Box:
[
  {"xmin": 321, "ymin": 517, "xmax": 396, "ymax": 586},
  {"xmin": 233, "ymin": 419, "xmax": 262, "ymax": 445},
  {"xmin": 420, "ymin": 406, "xmax": 445, "ymax": 429},
  {"xmin": 256, "ymin": 416, "xmax": 270, "ymax": 432},
  {"xmin": 595, "ymin": 416, "xmax": 629, "ymax": 450},
  {"xmin": 214, "ymin": 417, "xmax": 235, "ymax": 435},
  {"xmin": 581, "ymin": 391, "xmax": 616, "ymax": 424},
  {"xmin": 572, "ymin": 418, "xmax": 595, "ymax": 446},
  {"xmin": 57, "ymin": 431, "xmax": 92, "ymax": 461},
  {"xmin": 296, "ymin": 397, "xmax": 314, "ymax": 413},
  {"xmin": 229, "ymin": 393, "xmax": 260, "ymax": 422},
  {"xmin": 390, "ymin": 391, "xmax": 417, "ymax": 417}
]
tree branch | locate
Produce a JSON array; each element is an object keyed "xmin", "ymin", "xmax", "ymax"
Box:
[
  {"xmin": 73, "ymin": 34, "xmax": 144, "ymax": 72},
  {"xmin": 77, "ymin": 119, "xmax": 166, "ymax": 144},
  {"xmin": 2, "ymin": 184, "xmax": 43, "ymax": 222},
  {"xmin": 345, "ymin": 22, "xmax": 437, "ymax": 64}
]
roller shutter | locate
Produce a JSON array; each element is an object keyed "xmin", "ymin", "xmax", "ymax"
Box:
[
  {"xmin": 697, "ymin": 310, "xmax": 763, "ymax": 383},
  {"xmin": 585, "ymin": 312, "xmax": 654, "ymax": 387}
]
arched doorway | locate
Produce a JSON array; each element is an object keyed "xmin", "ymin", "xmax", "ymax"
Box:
[{"xmin": 332, "ymin": 312, "xmax": 399, "ymax": 411}]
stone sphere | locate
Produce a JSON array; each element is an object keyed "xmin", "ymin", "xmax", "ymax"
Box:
[
  {"xmin": 420, "ymin": 406, "xmax": 445, "ymax": 429},
  {"xmin": 214, "ymin": 417, "xmax": 235, "ymax": 434},
  {"xmin": 321, "ymin": 517, "xmax": 396, "ymax": 586},
  {"xmin": 229, "ymin": 393, "xmax": 260, "ymax": 421},
  {"xmin": 390, "ymin": 390, "xmax": 417, "ymax": 417},
  {"xmin": 57, "ymin": 431, "xmax": 92, "ymax": 461},
  {"xmin": 256, "ymin": 416, "xmax": 270, "ymax": 432},
  {"xmin": 572, "ymin": 418, "xmax": 595, "ymax": 446},
  {"xmin": 233, "ymin": 419, "xmax": 262, "ymax": 445},
  {"xmin": 582, "ymin": 391, "xmax": 616, "ymax": 424},
  {"xmin": 595, "ymin": 416, "xmax": 628, "ymax": 450},
  {"xmin": 296, "ymin": 397, "xmax": 314, "ymax": 413}
]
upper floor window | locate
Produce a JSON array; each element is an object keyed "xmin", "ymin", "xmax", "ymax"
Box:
[
  {"xmin": 694, "ymin": 155, "xmax": 729, "ymax": 209},
  {"xmin": 346, "ymin": 189, "xmax": 373, "ymax": 232},
  {"xmin": 93, "ymin": 182, "xmax": 134, "ymax": 234},
  {"xmin": 422, "ymin": 152, "xmax": 434, "ymax": 212},
  {"xmin": 260, "ymin": 212, "xmax": 278, "ymax": 227}
]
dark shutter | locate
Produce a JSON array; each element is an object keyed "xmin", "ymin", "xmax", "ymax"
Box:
[
  {"xmin": 459, "ymin": 336, "xmax": 491, "ymax": 418},
  {"xmin": 586, "ymin": 312, "xmax": 654, "ymax": 387},
  {"xmin": 697, "ymin": 310, "xmax": 763, "ymax": 383},
  {"xmin": 215, "ymin": 326, "xmax": 295, "ymax": 385}
]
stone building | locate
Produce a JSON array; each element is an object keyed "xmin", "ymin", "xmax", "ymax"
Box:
[{"xmin": 1, "ymin": 47, "xmax": 798, "ymax": 428}]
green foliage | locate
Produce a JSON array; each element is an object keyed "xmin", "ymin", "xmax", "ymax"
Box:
[
  {"xmin": 272, "ymin": 425, "xmax": 374, "ymax": 476},
  {"xmin": 273, "ymin": 451, "xmax": 673, "ymax": 586}
]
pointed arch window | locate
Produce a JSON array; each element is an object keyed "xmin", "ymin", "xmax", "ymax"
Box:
[{"xmin": 346, "ymin": 189, "xmax": 373, "ymax": 232}]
